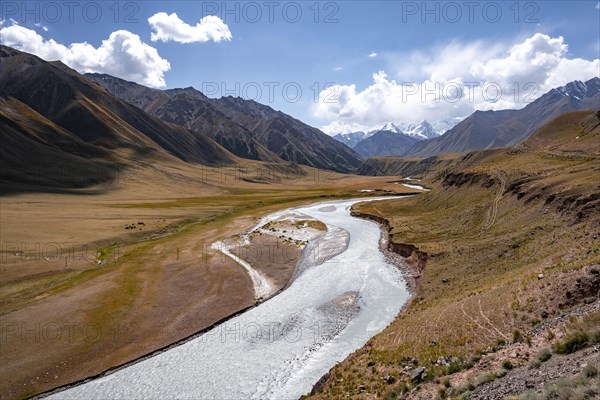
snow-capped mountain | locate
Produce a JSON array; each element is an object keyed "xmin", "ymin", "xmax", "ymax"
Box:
[
  {"xmin": 405, "ymin": 77, "xmax": 600, "ymax": 158},
  {"xmin": 399, "ymin": 121, "xmax": 437, "ymax": 139},
  {"xmin": 379, "ymin": 122, "xmax": 403, "ymax": 133},
  {"xmin": 372, "ymin": 119, "xmax": 464, "ymax": 139},
  {"xmin": 333, "ymin": 131, "xmax": 369, "ymax": 148},
  {"xmin": 429, "ymin": 117, "xmax": 464, "ymax": 136},
  {"xmin": 332, "ymin": 118, "xmax": 464, "ymax": 148}
]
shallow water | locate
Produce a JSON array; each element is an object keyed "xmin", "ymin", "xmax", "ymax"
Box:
[
  {"xmin": 50, "ymin": 198, "xmax": 410, "ymax": 400},
  {"xmin": 401, "ymin": 183, "xmax": 429, "ymax": 191}
]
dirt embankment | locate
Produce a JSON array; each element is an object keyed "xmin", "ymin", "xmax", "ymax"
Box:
[
  {"xmin": 350, "ymin": 209, "xmax": 427, "ymax": 295},
  {"xmin": 443, "ymin": 170, "xmax": 600, "ymax": 222}
]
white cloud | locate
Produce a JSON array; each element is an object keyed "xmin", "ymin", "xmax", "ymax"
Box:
[
  {"xmin": 321, "ymin": 121, "xmax": 372, "ymax": 135},
  {"xmin": 368, "ymin": 52, "xmax": 378, "ymax": 58},
  {"xmin": 148, "ymin": 12, "xmax": 232, "ymax": 43},
  {"xmin": 471, "ymin": 34, "xmax": 566, "ymax": 85},
  {"xmin": 34, "ymin": 23, "xmax": 48, "ymax": 32},
  {"xmin": 0, "ymin": 24, "xmax": 170, "ymax": 88},
  {"xmin": 545, "ymin": 57, "xmax": 600, "ymax": 89},
  {"xmin": 596, "ymin": 2, "xmax": 599, "ymax": 9},
  {"xmin": 315, "ymin": 33, "xmax": 599, "ymax": 132},
  {"xmin": 334, "ymin": 66, "xmax": 343, "ymax": 71}
]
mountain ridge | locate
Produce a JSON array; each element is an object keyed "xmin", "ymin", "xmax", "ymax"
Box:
[
  {"xmin": 0, "ymin": 45, "xmax": 237, "ymax": 192},
  {"xmin": 405, "ymin": 77, "xmax": 600, "ymax": 158},
  {"xmin": 87, "ymin": 73, "xmax": 363, "ymax": 173}
]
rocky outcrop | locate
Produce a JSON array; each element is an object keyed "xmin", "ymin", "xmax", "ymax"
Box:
[{"xmin": 442, "ymin": 172, "xmax": 496, "ymax": 188}]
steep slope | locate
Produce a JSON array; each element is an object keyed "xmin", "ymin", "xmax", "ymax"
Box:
[
  {"xmin": 0, "ymin": 97, "xmax": 119, "ymax": 193},
  {"xmin": 0, "ymin": 46, "xmax": 234, "ymax": 170},
  {"xmin": 406, "ymin": 110, "xmax": 519, "ymax": 156},
  {"xmin": 506, "ymin": 78, "xmax": 600, "ymax": 145},
  {"xmin": 88, "ymin": 74, "xmax": 279, "ymax": 162},
  {"xmin": 86, "ymin": 73, "xmax": 363, "ymax": 173},
  {"xmin": 213, "ymin": 96, "xmax": 364, "ymax": 172},
  {"xmin": 405, "ymin": 78, "xmax": 600, "ymax": 158},
  {"xmin": 353, "ymin": 130, "xmax": 419, "ymax": 157}
]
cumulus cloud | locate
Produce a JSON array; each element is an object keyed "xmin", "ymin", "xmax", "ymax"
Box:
[
  {"xmin": 334, "ymin": 66, "xmax": 344, "ymax": 71},
  {"xmin": 471, "ymin": 34, "xmax": 566, "ymax": 85},
  {"xmin": 0, "ymin": 24, "xmax": 170, "ymax": 88},
  {"xmin": 368, "ymin": 52, "xmax": 378, "ymax": 58},
  {"xmin": 316, "ymin": 33, "xmax": 599, "ymax": 133},
  {"xmin": 148, "ymin": 12, "xmax": 232, "ymax": 43}
]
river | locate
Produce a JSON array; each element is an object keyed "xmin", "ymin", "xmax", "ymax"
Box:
[{"xmin": 49, "ymin": 197, "xmax": 410, "ymax": 399}]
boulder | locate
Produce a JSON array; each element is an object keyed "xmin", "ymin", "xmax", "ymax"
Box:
[{"xmin": 411, "ymin": 367, "xmax": 426, "ymax": 382}]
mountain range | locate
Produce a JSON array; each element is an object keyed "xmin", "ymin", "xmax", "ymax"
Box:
[
  {"xmin": 1, "ymin": 44, "xmax": 598, "ymax": 193},
  {"xmin": 405, "ymin": 78, "xmax": 600, "ymax": 158},
  {"xmin": 333, "ymin": 118, "xmax": 462, "ymax": 157},
  {"xmin": 333, "ymin": 79, "xmax": 599, "ymax": 159},
  {"xmin": 0, "ymin": 45, "xmax": 236, "ymax": 192},
  {"xmin": 0, "ymin": 44, "xmax": 366, "ymax": 195},
  {"xmin": 86, "ymin": 73, "xmax": 363, "ymax": 173}
]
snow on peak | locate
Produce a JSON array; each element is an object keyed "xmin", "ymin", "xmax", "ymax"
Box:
[
  {"xmin": 380, "ymin": 122, "xmax": 402, "ymax": 133},
  {"xmin": 332, "ymin": 118, "xmax": 464, "ymax": 147},
  {"xmin": 554, "ymin": 78, "xmax": 600, "ymax": 100},
  {"xmin": 400, "ymin": 120, "xmax": 436, "ymax": 139}
]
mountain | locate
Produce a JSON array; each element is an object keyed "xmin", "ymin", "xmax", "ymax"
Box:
[
  {"xmin": 87, "ymin": 73, "xmax": 280, "ymax": 163},
  {"xmin": 371, "ymin": 120, "xmax": 459, "ymax": 140},
  {"xmin": 379, "ymin": 122, "xmax": 402, "ymax": 134},
  {"xmin": 0, "ymin": 46, "xmax": 237, "ymax": 192},
  {"xmin": 405, "ymin": 78, "xmax": 600, "ymax": 158},
  {"xmin": 399, "ymin": 121, "xmax": 437, "ymax": 140},
  {"xmin": 333, "ymin": 131, "xmax": 368, "ymax": 148},
  {"xmin": 428, "ymin": 118, "xmax": 464, "ymax": 136},
  {"xmin": 346, "ymin": 120, "xmax": 446, "ymax": 157},
  {"xmin": 332, "ymin": 119, "xmax": 459, "ymax": 156},
  {"xmin": 87, "ymin": 74, "xmax": 363, "ymax": 173},
  {"xmin": 356, "ymin": 109, "xmax": 600, "ymax": 177},
  {"xmin": 353, "ymin": 129, "xmax": 419, "ymax": 157}
]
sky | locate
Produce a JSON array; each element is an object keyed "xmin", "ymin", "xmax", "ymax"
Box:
[{"xmin": 1, "ymin": 1, "xmax": 599, "ymax": 134}]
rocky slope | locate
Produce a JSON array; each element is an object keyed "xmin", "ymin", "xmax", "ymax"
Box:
[{"xmin": 87, "ymin": 73, "xmax": 363, "ymax": 173}]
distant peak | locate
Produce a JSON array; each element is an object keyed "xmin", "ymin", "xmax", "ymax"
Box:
[{"xmin": 381, "ymin": 122, "xmax": 401, "ymax": 132}]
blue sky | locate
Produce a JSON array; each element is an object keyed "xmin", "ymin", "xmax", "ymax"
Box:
[{"xmin": 1, "ymin": 1, "xmax": 599, "ymax": 133}]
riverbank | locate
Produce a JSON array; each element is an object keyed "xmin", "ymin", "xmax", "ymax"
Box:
[
  {"xmin": 0, "ymin": 166, "xmax": 417, "ymax": 399},
  {"xmin": 42, "ymin": 197, "xmax": 412, "ymax": 399},
  {"xmin": 351, "ymin": 203, "xmax": 426, "ymax": 297}
]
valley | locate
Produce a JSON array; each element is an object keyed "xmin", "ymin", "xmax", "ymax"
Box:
[
  {"xmin": 1, "ymin": 8, "xmax": 599, "ymax": 397},
  {"xmin": 44, "ymin": 197, "xmax": 411, "ymax": 399},
  {"xmin": 0, "ymin": 161, "xmax": 416, "ymax": 399}
]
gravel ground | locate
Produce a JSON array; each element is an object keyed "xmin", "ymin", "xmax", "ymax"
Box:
[{"xmin": 469, "ymin": 345, "xmax": 599, "ymax": 399}]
